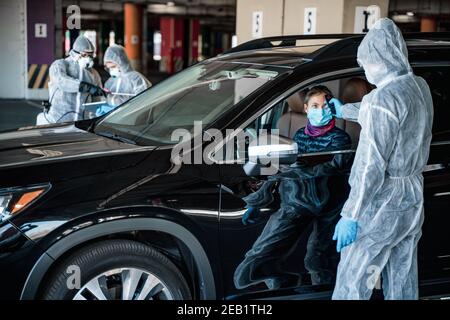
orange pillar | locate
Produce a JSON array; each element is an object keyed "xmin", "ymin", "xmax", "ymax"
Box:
[
  {"xmin": 124, "ymin": 3, "xmax": 143, "ymax": 71},
  {"xmin": 421, "ymin": 16, "xmax": 437, "ymax": 32}
]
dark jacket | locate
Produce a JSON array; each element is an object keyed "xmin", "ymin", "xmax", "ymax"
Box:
[
  {"xmin": 243, "ymin": 124, "xmax": 352, "ymax": 218},
  {"xmin": 293, "ymin": 126, "xmax": 351, "ymax": 154}
]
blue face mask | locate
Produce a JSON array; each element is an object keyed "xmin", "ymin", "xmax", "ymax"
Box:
[{"xmin": 307, "ymin": 106, "xmax": 333, "ymax": 126}]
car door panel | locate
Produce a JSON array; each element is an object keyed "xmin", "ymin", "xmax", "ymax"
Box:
[
  {"xmin": 219, "ymin": 148, "xmax": 353, "ymax": 299},
  {"xmin": 217, "ymin": 64, "xmax": 450, "ymax": 300},
  {"xmin": 416, "ymin": 66, "xmax": 450, "ymax": 285},
  {"xmin": 420, "ymin": 142, "xmax": 450, "ymax": 282}
]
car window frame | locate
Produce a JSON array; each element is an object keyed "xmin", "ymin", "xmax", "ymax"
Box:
[
  {"xmin": 207, "ymin": 67, "xmax": 363, "ymax": 164},
  {"xmin": 209, "ymin": 61, "xmax": 450, "ymax": 165},
  {"xmin": 413, "ymin": 63, "xmax": 450, "ymax": 142},
  {"xmin": 413, "ymin": 62, "xmax": 450, "ymax": 173}
]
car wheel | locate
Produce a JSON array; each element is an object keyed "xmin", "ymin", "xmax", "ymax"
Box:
[{"xmin": 40, "ymin": 239, "xmax": 192, "ymax": 300}]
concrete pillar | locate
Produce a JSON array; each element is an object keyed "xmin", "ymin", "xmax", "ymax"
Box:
[
  {"xmin": 421, "ymin": 16, "xmax": 437, "ymax": 32},
  {"xmin": 124, "ymin": 3, "xmax": 143, "ymax": 71},
  {"xmin": 0, "ymin": 0, "xmax": 26, "ymax": 99},
  {"xmin": 27, "ymin": 0, "xmax": 55, "ymax": 100}
]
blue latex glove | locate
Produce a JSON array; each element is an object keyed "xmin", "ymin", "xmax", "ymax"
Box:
[
  {"xmin": 333, "ymin": 216, "xmax": 358, "ymax": 252},
  {"xmin": 95, "ymin": 104, "xmax": 115, "ymax": 117},
  {"xmin": 242, "ymin": 207, "xmax": 261, "ymax": 225},
  {"xmin": 327, "ymin": 97, "xmax": 344, "ymax": 118}
]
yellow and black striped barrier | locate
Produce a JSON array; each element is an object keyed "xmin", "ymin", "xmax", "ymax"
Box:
[{"xmin": 28, "ymin": 64, "xmax": 50, "ymax": 89}]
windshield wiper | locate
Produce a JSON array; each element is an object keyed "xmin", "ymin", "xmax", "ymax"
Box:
[{"xmin": 95, "ymin": 131, "xmax": 136, "ymax": 145}]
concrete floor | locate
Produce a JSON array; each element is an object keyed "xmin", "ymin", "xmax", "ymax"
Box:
[
  {"xmin": 0, "ymin": 73, "xmax": 169, "ymax": 132},
  {"xmin": 0, "ymin": 99, "xmax": 42, "ymax": 131}
]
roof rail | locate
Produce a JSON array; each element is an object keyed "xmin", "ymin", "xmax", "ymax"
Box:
[
  {"xmin": 310, "ymin": 32, "xmax": 450, "ymax": 62},
  {"xmin": 223, "ymin": 34, "xmax": 360, "ymax": 55},
  {"xmin": 224, "ymin": 32, "xmax": 450, "ymax": 55},
  {"xmin": 403, "ymin": 32, "xmax": 450, "ymax": 41}
]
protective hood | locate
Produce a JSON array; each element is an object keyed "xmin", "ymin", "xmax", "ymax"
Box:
[
  {"xmin": 69, "ymin": 35, "xmax": 95, "ymax": 60},
  {"xmin": 72, "ymin": 35, "xmax": 95, "ymax": 53},
  {"xmin": 104, "ymin": 45, "xmax": 132, "ymax": 73},
  {"xmin": 357, "ymin": 18, "xmax": 412, "ymax": 86}
]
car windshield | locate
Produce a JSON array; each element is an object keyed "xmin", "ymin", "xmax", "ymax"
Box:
[{"xmin": 94, "ymin": 60, "xmax": 288, "ymax": 146}]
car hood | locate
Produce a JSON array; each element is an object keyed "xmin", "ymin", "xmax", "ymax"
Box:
[{"xmin": 0, "ymin": 124, "xmax": 151, "ymax": 169}]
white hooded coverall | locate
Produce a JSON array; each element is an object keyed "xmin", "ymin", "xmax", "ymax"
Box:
[{"xmin": 332, "ymin": 18, "xmax": 434, "ymax": 300}]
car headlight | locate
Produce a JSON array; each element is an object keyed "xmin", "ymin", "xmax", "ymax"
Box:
[{"xmin": 0, "ymin": 184, "xmax": 50, "ymax": 223}]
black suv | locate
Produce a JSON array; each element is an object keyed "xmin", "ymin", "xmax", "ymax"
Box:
[{"xmin": 1, "ymin": 34, "xmax": 449, "ymax": 300}]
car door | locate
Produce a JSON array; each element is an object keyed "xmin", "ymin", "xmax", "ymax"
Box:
[
  {"xmin": 414, "ymin": 65, "xmax": 450, "ymax": 294},
  {"xmin": 216, "ymin": 73, "xmax": 357, "ymax": 300},
  {"xmin": 217, "ymin": 64, "xmax": 450, "ymax": 300}
]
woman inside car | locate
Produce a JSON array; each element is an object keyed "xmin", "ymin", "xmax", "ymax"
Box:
[{"xmin": 234, "ymin": 85, "xmax": 352, "ymax": 290}]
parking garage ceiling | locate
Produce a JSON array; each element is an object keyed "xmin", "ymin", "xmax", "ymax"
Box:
[
  {"xmin": 62, "ymin": 0, "xmax": 236, "ymax": 17},
  {"xmin": 389, "ymin": 0, "xmax": 450, "ymax": 26}
]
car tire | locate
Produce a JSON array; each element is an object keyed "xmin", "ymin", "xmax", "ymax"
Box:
[{"xmin": 40, "ymin": 239, "xmax": 192, "ymax": 300}]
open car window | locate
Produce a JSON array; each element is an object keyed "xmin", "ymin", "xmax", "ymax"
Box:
[{"xmin": 228, "ymin": 75, "xmax": 370, "ymax": 162}]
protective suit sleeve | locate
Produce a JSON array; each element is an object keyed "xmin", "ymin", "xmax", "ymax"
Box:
[
  {"xmin": 341, "ymin": 103, "xmax": 361, "ymax": 122},
  {"xmin": 104, "ymin": 78, "xmax": 114, "ymax": 92},
  {"xmin": 90, "ymin": 68, "xmax": 104, "ymax": 102},
  {"xmin": 132, "ymin": 74, "xmax": 151, "ymax": 95},
  {"xmin": 340, "ymin": 104, "xmax": 400, "ymax": 221},
  {"xmin": 49, "ymin": 60, "xmax": 80, "ymax": 93},
  {"xmin": 92, "ymin": 68, "xmax": 103, "ymax": 87}
]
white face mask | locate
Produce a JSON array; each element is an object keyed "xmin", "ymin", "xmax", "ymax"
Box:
[
  {"xmin": 78, "ymin": 56, "xmax": 94, "ymax": 69},
  {"xmin": 109, "ymin": 67, "xmax": 121, "ymax": 78}
]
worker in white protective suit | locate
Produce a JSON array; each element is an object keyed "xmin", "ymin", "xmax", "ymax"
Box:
[
  {"xmin": 37, "ymin": 35, "xmax": 104, "ymax": 124},
  {"xmin": 329, "ymin": 18, "xmax": 434, "ymax": 300},
  {"xmin": 96, "ymin": 44, "xmax": 151, "ymax": 116}
]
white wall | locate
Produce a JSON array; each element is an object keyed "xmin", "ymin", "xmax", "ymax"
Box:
[
  {"xmin": 235, "ymin": 0, "xmax": 284, "ymax": 44},
  {"xmin": 343, "ymin": 0, "xmax": 389, "ymax": 33},
  {"xmin": 0, "ymin": 0, "xmax": 26, "ymax": 99},
  {"xmin": 236, "ymin": 0, "xmax": 390, "ymax": 45},
  {"xmin": 283, "ymin": 0, "xmax": 345, "ymax": 35}
]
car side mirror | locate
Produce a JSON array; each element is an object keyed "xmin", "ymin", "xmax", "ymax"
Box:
[{"xmin": 244, "ymin": 134, "xmax": 298, "ymax": 176}]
